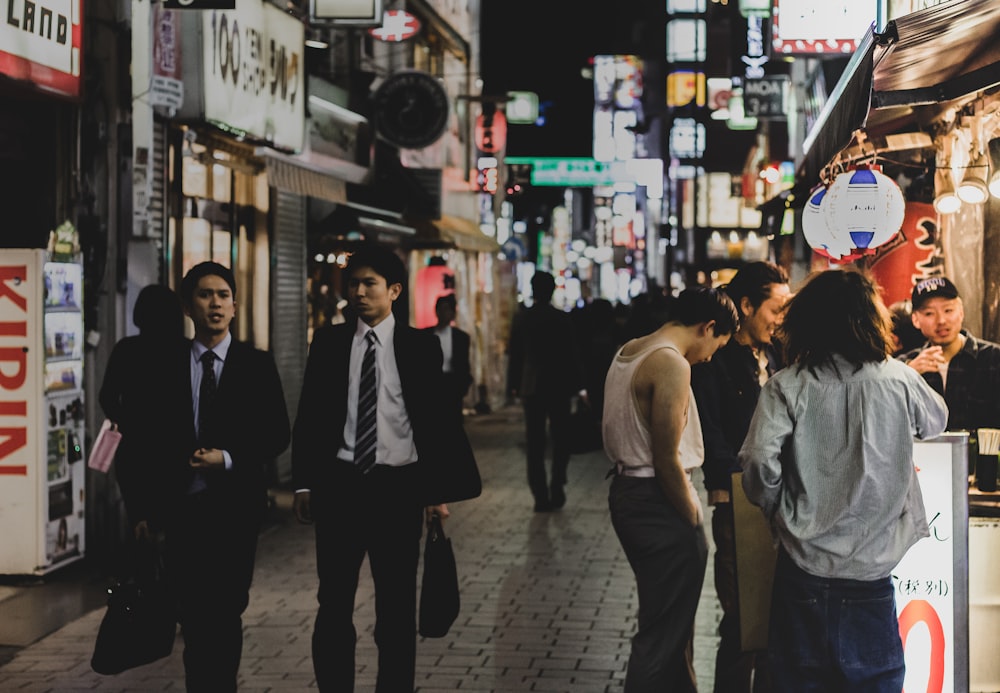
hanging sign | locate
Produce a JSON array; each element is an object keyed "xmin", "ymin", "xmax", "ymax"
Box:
[
  {"xmin": 368, "ymin": 10, "xmax": 421, "ymax": 42},
  {"xmin": 0, "ymin": 0, "xmax": 82, "ymax": 99}
]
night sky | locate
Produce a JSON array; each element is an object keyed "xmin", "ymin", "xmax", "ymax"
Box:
[{"xmin": 479, "ymin": 0, "xmax": 663, "ymax": 158}]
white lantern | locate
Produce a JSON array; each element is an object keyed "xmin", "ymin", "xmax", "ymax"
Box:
[
  {"xmin": 801, "ymin": 184, "xmax": 853, "ymax": 260},
  {"xmin": 822, "ymin": 168, "xmax": 905, "ymax": 251}
]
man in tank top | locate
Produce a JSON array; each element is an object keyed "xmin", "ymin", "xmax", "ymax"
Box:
[{"xmin": 604, "ymin": 286, "xmax": 739, "ymax": 693}]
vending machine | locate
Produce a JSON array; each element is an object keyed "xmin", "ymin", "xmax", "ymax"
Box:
[{"xmin": 0, "ymin": 237, "xmax": 86, "ymax": 575}]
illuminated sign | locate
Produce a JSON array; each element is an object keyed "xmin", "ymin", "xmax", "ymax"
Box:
[
  {"xmin": 202, "ymin": 0, "xmax": 305, "ymax": 151},
  {"xmin": 368, "ymin": 10, "xmax": 420, "ymax": 42},
  {"xmin": 772, "ymin": 0, "xmax": 878, "ymax": 55},
  {"xmin": 312, "ymin": 0, "xmax": 384, "ymax": 26},
  {"xmin": 0, "ymin": 0, "xmax": 81, "ymax": 99}
]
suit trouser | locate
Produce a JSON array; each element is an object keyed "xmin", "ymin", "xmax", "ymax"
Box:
[
  {"xmin": 609, "ymin": 475, "xmax": 707, "ymax": 693},
  {"xmin": 167, "ymin": 490, "xmax": 262, "ymax": 693},
  {"xmin": 522, "ymin": 393, "xmax": 572, "ymax": 502},
  {"xmin": 312, "ymin": 460, "xmax": 424, "ymax": 693}
]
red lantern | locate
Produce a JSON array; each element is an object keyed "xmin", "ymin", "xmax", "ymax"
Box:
[
  {"xmin": 475, "ymin": 109, "xmax": 507, "ymax": 154},
  {"xmin": 415, "ymin": 261, "xmax": 454, "ymax": 328}
]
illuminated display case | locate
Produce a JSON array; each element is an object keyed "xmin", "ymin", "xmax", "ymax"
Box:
[{"xmin": 0, "ymin": 248, "xmax": 86, "ymax": 574}]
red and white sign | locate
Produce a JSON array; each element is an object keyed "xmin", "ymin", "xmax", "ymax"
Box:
[
  {"xmin": 0, "ymin": 0, "xmax": 82, "ymax": 99},
  {"xmin": 368, "ymin": 10, "xmax": 421, "ymax": 42}
]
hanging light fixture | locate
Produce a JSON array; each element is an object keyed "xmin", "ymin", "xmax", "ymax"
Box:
[
  {"xmin": 823, "ymin": 166, "xmax": 905, "ymax": 251},
  {"xmin": 958, "ymin": 115, "xmax": 989, "ymax": 204},
  {"xmin": 934, "ymin": 135, "xmax": 961, "ymax": 214}
]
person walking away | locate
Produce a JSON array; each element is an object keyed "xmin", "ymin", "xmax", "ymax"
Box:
[
  {"xmin": 739, "ymin": 269, "xmax": 947, "ymax": 693},
  {"xmin": 605, "ymin": 287, "xmax": 738, "ymax": 692},
  {"xmin": 899, "ymin": 275, "xmax": 1000, "ymax": 431},
  {"xmin": 690, "ymin": 261, "xmax": 790, "ymax": 693},
  {"xmin": 292, "ymin": 244, "xmax": 480, "ymax": 692},
  {"xmin": 506, "ymin": 270, "xmax": 586, "ymax": 511},
  {"xmin": 423, "ymin": 293, "xmax": 473, "ymax": 427}
]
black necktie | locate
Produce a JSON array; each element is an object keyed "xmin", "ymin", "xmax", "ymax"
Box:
[
  {"xmin": 354, "ymin": 331, "xmax": 378, "ymax": 473},
  {"xmin": 199, "ymin": 350, "xmax": 217, "ymax": 443}
]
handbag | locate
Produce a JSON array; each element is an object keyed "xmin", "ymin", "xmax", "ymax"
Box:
[
  {"xmin": 418, "ymin": 514, "xmax": 461, "ymax": 638},
  {"xmin": 91, "ymin": 538, "xmax": 176, "ymax": 675},
  {"xmin": 87, "ymin": 419, "xmax": 122, "ymax": 473}
]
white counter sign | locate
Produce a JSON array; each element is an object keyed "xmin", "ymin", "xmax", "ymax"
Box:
[{"xmin": 202, "ymin": 0, "xmax": 304, "ymax": 151}]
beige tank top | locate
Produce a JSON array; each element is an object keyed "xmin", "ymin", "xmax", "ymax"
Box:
[{"xmin": 602, "ymin": 340, "xmax": 704, "ymax": 508}]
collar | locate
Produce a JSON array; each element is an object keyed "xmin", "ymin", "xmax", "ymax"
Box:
[
  {"xmin": 193, "ymin": 332, "xmax": 232, "ymax": 362},
  {"xmin": 356, "ymin": 312, "xmax": 395, "ymax": 345}
]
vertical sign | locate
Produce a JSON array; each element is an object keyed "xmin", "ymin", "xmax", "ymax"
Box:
[
  {"xmin": 0, "ymin": 251, "xmax": 43, "ymax": 574},
  {"xmin": 894, "ymin": 437, "xmax": 970, "ymax": 693}
]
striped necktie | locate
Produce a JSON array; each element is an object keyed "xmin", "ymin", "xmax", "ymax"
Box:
[{"xmin": 354, "ymin": 331, "xmax": 378, "ymax": 473}]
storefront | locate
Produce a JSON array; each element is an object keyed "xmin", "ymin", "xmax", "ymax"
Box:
[{"xmin": 795, "ymin": 2, "xmax": 1000, "ymax": 689}]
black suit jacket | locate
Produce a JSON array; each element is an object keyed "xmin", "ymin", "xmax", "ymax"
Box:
[
  {"xmin": 423, "ymin": 325, "xmax": 473, "ymax": 401},
  {"xmin": 506, "ymin": 303, "xmax": 585, "ymax": 398},
  {"xmin": 116, "ymin": 338, "xmax": 291, "ymax": 527},
  {"xmin": 292, "ymin": 318, "xmax": 481, "ymax": 506}
]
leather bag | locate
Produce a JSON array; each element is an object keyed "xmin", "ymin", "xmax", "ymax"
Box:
[
  {"xmin": 418, "ymin": 515, "xmax": 460, "ymax": 638},
  {"xmin": 91, "ymin": 538, "xmax": 176, "ymax": 675}
]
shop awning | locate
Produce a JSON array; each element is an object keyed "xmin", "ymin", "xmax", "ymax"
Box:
[
  {"xmin": 255, "ymin": 148, "xmax": 369, "ymax": 205},
  {"xmin": 799, "ymin": 0, "xmax": 1000, "ymax": 184},
  {"xmin": 406, "ymin": 215, "xmax": 501, "ymax": 253}
]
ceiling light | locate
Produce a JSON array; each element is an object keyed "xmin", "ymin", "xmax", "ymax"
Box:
[
  {"xmin": 934, "ymin": 168, "xmax": 962, "ymax": 214},
  {"xmin": 958, "ymin": 150, "xmax": 989, "ymax": 204}
]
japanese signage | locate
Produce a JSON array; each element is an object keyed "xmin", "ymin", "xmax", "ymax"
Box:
[
  {"xmin": 201, "ymin": 0, "xmax": 305, "ymax": 151},
  {"xmin": 0, "ymin": 0, "xmax": 81, "ymax": 99},
  {"xmin": 312, "ymin": 0, "xmax": 383, "ymax": 25},
  {"xmin": 151, "ymin": 5, "xmax": 184, "ymax": 111},
  {"xmin": 164, "ymin": 0, "xmax": 236, "ymax": 8},
  {"xmin": 894, "ymin": 437, "xmax": 969, "ymax": 693}
]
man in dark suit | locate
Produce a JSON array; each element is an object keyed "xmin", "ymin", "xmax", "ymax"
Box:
[
  {"xmin": 292, "ymin": 244, "xmax": 481, "ymax": 692},
  {"xmin": 424, "ymin": 293, "xmax": 473, "ymax": 425},
  {"xmin": 124, "ymin": 262, "xmax": 291, "ymax": 692},
  {"xmin": 506, "ymin": 270, "xmax": 587, "ymax": 512}
]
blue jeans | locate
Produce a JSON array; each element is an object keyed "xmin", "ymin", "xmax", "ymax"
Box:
[{"xmin": 768, "ymin": 549, "xmax": 904, "ymax": 693}]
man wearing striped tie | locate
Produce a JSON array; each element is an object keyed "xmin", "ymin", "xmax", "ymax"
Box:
[{"xmin": 292, "ymin": 244, "xmax": 480, "ymax": 692}]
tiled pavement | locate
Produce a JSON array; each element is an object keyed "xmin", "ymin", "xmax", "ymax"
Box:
[{"xmin": 0, "ymin": 405, "xmax": 722, "ymax": 692}]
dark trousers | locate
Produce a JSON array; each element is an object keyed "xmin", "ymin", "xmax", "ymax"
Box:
[
  {"xmin": 712, "ymin": 502, "xmax": 771, "ymax": 692},
  {"xmin": 311, "ymin": 460, "xmax": 424, "ymax": 693},
  {"xmin": 768, "ymin": 549, "xmax": 904, "ymax": 693},
  {"xmin": 167, "ymin": 491, "xmax": 262, "ymax": 693},
  {"xmin": 522, "ymin": 393, "xmax": 571, "ymax": 504},
  {"xmin": 609, "ymin": 475, "xmax": 708, "ymax": 693}
]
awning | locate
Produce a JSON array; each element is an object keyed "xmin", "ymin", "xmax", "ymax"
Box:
[
  {"xmin": 799, "ymin": 0, "xmax": 1000, "ymax": 185},
  {"xmin": 255, "ymin": 148, "xmax": 369, "ymax": 205},
  {"xmin": 406, "ymin": 215, "xmax": 501, "ymax": 253}
]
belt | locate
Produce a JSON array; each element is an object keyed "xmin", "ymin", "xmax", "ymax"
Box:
[{"xmin": 607, "ymin": 462, "xmax": 656, "ymax": 478}]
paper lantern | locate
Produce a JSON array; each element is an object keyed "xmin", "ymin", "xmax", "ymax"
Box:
[
  {"xmin": 822, "ymin": 168, "xmax": 905, "ymax": 251},
  {"xmin": 801, "ymin": 184, "xmax": 853, "ymax": 261}
]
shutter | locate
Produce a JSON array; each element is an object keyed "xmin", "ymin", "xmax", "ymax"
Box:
[{"xmin": 270, "ymin": 189, "xmax": 307, "ymax": 485}]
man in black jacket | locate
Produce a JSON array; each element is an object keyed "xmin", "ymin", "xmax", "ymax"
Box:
[
  {"xmin": 506, "ymin": 270, "xmax": 586, "ymax": 512},
  {"xmin": 691, "ymin": 261, "xmax": 789, "ymax": 693},
  {"xmin": 292, "ymin": 244, "xmax": 480, "ymax": 692},
  {"xmin": 124, "ymin": 262, "xmax": 291, "ymax": 692}
]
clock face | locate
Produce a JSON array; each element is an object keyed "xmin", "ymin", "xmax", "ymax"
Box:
[{"xmin": 373, "ymin": 71, "xmax": 450, "ymax": 149}]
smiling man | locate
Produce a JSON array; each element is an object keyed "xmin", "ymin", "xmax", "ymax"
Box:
[{"xmin": 900, "ymin": 276, "xmax": 1000, "ymax": 431}]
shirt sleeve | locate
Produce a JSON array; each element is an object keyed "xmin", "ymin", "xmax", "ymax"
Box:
[
  {"xmin": 738, "ymin": 378, "xmax": 793, "ymax": 519},
  {"xmin": 907, "ymin": 367, "xmax": 948, "ymax": 440}
]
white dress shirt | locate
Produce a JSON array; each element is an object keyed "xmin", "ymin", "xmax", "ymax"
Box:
[{"xmin": 337, "ymin": 313, "xmax": 418, "ymax": 468}]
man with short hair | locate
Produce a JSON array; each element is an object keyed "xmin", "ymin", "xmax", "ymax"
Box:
[
  {"xmin": 292, "ymin": 244, "xmax": 480, "ymax": 692},
  {"xmin": 691, "ymin": 261, "xmax": 790, "ymax": 693},
  {"xmin": 135, "ymin": 261, "xmax": 292, "ymax": 692},
  {"xmin": 424, "ymin": 293, "xmax": 473, "ymax": 426},
  {"xmin": 900, "ymin": 275, "xmax": 1000, "ymax": 431},
  {"xmin": 605, "ymin": 287, "xmax": 739, "ymax": 692},
  {"xmin": 506, "ymin": 270, "xmax": 587, "ymax": 511}
]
